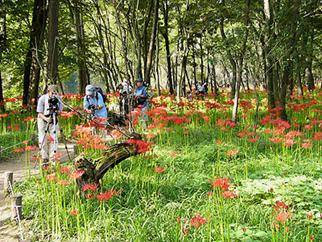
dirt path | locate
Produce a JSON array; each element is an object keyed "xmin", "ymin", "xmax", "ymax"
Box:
[{"xmin": 0, "ymin": 143, "xmax": 75, "ymax": 242}]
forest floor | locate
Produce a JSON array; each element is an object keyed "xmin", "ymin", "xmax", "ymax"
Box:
[{"xmin": 0, "ymin": 143, "xmax": 75, "ymax": 242}]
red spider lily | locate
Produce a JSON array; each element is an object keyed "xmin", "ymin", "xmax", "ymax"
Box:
[
  {"xmin": 8, "ymin": 124, "xmax": 20, "ymax": 131},
  {"xmin": 96, "ymin": 189, "xmax": 118, "ymax": 202},
  {"xmin": 222, "ymin": 190, "xmax": 239, "ymax": 199},
  {"xmin": 237, "ymin": 130, "xmax": 253, "ymax": 138},
  {"xmin": 82, "ymin": 183, "xmax": 98, "ymax": 192},
  {"xmin": 190, "ymin": 215, "xmax": 207, "ymax": 228},
  {"xmin": 276, "ymin": 211, "xmax": 291, "ymax": 224},
  {"xmin": 304, "ymin": 124, "xmax": 313, "ymax": 130},
  {"xmin": 154, "ymin": 166, "xmax": 165, "ymax": 174},
  {"xmin": 31, "ymin": 156, "xmax": 40, "ymax": 161},
  {"xmin": 273, "ymin": 128, "xmax": 284, "ymax": 136},
  {"xmin": 274, "ymin": 201, "xmax": 288, "ymax": 211},
  {"xmin": 284, "ymin": 139, "xmax": 296, "ymax": 147},
  {"xmin": 207, "ymin": 191, "xmax": 213, "ymax": 197},
  {"xmin": 125, "ymin": 139, "xmax": 151, "ymax": 154},
  {"xmin": 46, "ymin": 174, "xmax": 57, "ymax": 182},
  {"xmin": 270, "ymin": 137, "xmax": 282, "ymax": 144},
  {"xmin": 0, "ymin": 113, "xmax": 9, "ymax": 118},
  {"xmin": 311, "ymin": 119, "xmax": 322, "ymax": 125},
  {"xmin": 59, "ymin": 166, "xmax": 70, "ymax": 175},
  {"xmin": 226, "ymin": 149, "xmax": 239, "ymax": 157},
  {"xmin": 71, "ymin": 169, "xmax": 85, "ymax": 179},
  {"xmin": 58, "ymin": 180, "xmax": 71, "ymax": 186},
  {"xmin": 24, "ymin": 146, "xmax": 37, "ymax": 151},
  {"xmin": 69, "ymin": 209, "xmax": 79, "ymax": 216},
  {"xmin": 248, "ymin": 136, "xmax": 259, "ymax": 143},
  {"xmin": 270, "ymin": 119, "xmax": 291, "ymax": 130},
  {"xmin": 216, "ymin": 119, "xmax": 236, "ymax": 128},
  {"xmin": 215, "ymin": 139, "xmax": 224, "ymax": 145},
  {"xmin": 302, "ymin": 141, "xmax": 312, "ymax": 149},
  {"xmin": 14, "ymin": 148, "xmax": 25, "ymax": 153},
  {"xmin": 310, "ymin": 235, "xmax": 315, "ymax": 241},
  {"xmin": 307, "ymin": 213, "xmax": 313, "ymax": 220},
  {"xmin": 212, "ymin": 178, "xmax": 230, "ymax": 191},
  {"xmin": 111, "ymin": 130, "xmax": 123, "ymax": 139},
  {"xmin": 285, "ymin": 130, "xmax": 304, "ymax": 139},
  {"xmin": 202, "ymin": 115, "xmax": 210, "ymax": 123},
  {"xmin": 52, "ymin": 152, "xmax": 63, "ymax": 162},
  {"xmin": 60, "ymin": 111, "xmax": 77, "ymax": 119},
  {"xmin": 24, "ymin": 116, "xmax": 34, "ymax": 122},
  {"xmin": 47, "ymin": 135, "xmax": 55, "ymax": 142},
  {"xmin": 313, "ymin": 132, "xmax": 322, "ymax": 141},
  {"xmin": 145, "ymin": 133, "xmax": 157, "ymax": 139}
]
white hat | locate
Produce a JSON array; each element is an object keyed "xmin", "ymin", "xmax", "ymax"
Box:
[{"xmin": 85, "ymin": 85, "xmax": 95, "ymax": 96}]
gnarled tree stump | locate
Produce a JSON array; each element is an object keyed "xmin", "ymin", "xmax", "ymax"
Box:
[{"xmin": 74, "ymin": 133, "xmax": 143, "ymax": 189}]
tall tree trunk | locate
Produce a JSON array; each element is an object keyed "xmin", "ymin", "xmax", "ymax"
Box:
[
  {"xmin": 0, "ymin": 73, "xmax": 4, "ymax": 112},
  {"xmin": 144, "ymin": 0, "xmax": 159, "ymax": 85},
  {"xmin": 232, "ymin": 59, "xmax": 243, "ymax": 123},
  {"xmin": 47, "ymin": 0, "xmax": 59, "ymax": 84},
  {"xmin": 232, "ymin": 0, "xmax": 250, "ymax": 123},
  {"xmin": 23, "ymin": 0, "xmax": 47, "ymax": 107},
  {"xmin": 31, "ymin": 0, "xmax": 47, "ymax": 109},
  {"xmin": 161, "ymin": 0, "xmax": 173, "ymax": 95},
  {"xmin": 212, "ymin": 63, "xmax": 218, "ymax": 95},
  {"xmin": 155, "ymin": 30, "xmax": 161, "ymax": 96},
  {"xmin": 199, "ymin": 35, "xmax": 204, "ymax": 83},
  {"xmin": 306, "ymin": 56, "xmax": 315, "ymax": 91},
  {"xmin": 263, "ymin": 0, "xmax": 276, "ymax": 109},
  {"xmin": 115, "ymin": 8, "xmax": 132, "ymax": 83},
  {"xmin": 71, "ymin": 0, "xmax": 89, "ymax": 94},
  {"xmin": 0, "ymin": 0, "xmax": 6, "ymax": 112},
  {"xmin": 279, "ymin": 63, "xmax": 290, "ymax": 120},
  {"xmin": 192, "ymin": 45, "xmax": 197, "ymax": 86}
]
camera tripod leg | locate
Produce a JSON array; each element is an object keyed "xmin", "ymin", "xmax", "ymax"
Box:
[
  {"xmin": 60, "ymin": 128, "xmax": 71, "ymax": 161},
  {"xmin": 39, "ymin": 120, "xmax": 51, "ymax": 168}
]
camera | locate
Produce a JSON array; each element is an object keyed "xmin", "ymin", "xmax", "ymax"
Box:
[
  {"xmin": 48, "ymin": 96, "xmax": 60, "ymax": 114},
  {"xmin": 88, "ymin": 104, "xmax": 96, "ymax": 110}
]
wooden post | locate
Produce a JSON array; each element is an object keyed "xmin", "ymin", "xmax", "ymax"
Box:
[
  {"xmin": 3, "ymin": 171, "xmax": 13, "ymax": 197},
  {"xmin": 11, "ymin": 194, "xmax": 23, "ymax": 221}
]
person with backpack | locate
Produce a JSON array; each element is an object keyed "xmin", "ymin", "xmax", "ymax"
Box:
[
  {"xmin": 133, "ymin": 79, "xmax": 149, "ymax": 128},
  {"xmin": 83, "ymin": 84, "xmax": 108, "ymax": 119}
]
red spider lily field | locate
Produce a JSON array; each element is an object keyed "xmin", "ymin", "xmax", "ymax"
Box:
[{"xmin": 0, "ymin": 89, "xmax": 321, "ymax": 241}]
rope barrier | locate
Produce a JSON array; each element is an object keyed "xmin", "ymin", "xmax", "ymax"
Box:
[
  {"xmin": 0, "ymin": 138, "xmax": 34, "ymax": 153},
  {"xmin": 8, "ymin": 180, "xmax": 25, "ymax": 241}
]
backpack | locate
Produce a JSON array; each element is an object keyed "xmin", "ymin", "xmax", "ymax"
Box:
[
  {"xmin": 86, "ymin": 86, "xmax": 107, "ymax": 104},
  {"xmin": 95, "ymin": 87, "xmax": 107, "ymax": 103}
]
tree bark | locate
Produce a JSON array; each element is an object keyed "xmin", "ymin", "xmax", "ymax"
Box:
[
  {"xmin": 220, "ymin": 18, "xmax": 237, "ymax": 99},
  {"xmin": 47, "ymin": 0, "xmax": 59, "ymax": 84},
  {"xmin": 74, "ymin": 135, "xmax": 142, "ymax": 189},
  {"xmin": 232, "ymin": 0, "xmax": 251, "ymax": 123},
  {"xmin": 0, "ymin": 0, "xmax": 6, "ymax": 112},
  {"xmin": 71, "ymin": 0, "xmax": 89, "ymax": 95},
  {"xmin": 161, "ymin": 0, "xmax": 174, "ymax": 95},
  {"xmin": 144, "ymin": 0, "xmax": 159, "ymax": 85},
  {"xmin": 23, "ymin": 0, "xmax": 47, "ymax": 107}
]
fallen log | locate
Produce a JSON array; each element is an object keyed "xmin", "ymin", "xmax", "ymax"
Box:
[{"xmin": 74, "ymin": 133, "xmax": 146, "ymax": 189}]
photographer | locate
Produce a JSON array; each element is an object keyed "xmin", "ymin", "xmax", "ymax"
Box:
[
  {"xmin": 117, "ymin": 79, "xmax": 132, "ymax": 115},
  {"xmin": 134, "ymin": 79, "xmax": 149, "ymax": 127},
  {"xmin": 83, "ymin": 85, "xmax": 108, "ymax": 119},
  {"xmin": 37, "ymin": 84, "xmax": 63, "ymax": 166}
]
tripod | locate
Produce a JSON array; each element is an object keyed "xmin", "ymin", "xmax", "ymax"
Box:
[{"xmin": 39, "ymin": 111, "xmax": 71, "ymax": 166}]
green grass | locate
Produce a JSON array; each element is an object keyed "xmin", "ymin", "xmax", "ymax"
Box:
[{"xmin": 7, "ymin": 90, "xmax": 322, "ymax": 241}]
